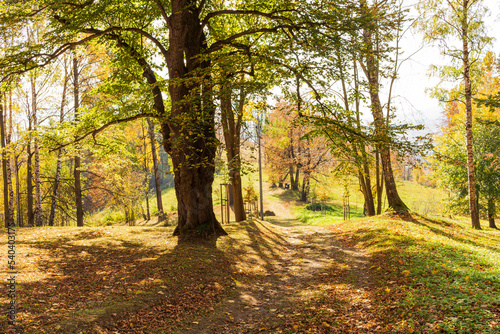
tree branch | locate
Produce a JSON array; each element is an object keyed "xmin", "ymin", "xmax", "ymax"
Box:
[{"xmin": 50, "ymin": 113, "xmax": 157, "ymax": 152}]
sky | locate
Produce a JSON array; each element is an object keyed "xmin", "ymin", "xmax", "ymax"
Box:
[{"xmin": 391, "ymin": 0, "xmax": 500, "ymax": 133}]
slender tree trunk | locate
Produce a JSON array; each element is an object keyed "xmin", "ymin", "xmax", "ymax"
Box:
[
  {"xmin": 165, "ymin": 0, "xmax": 226, "ymax": 239},
  {"xmin": 142, "ymin": 121, "xmax": 151, "ymax": 221},
  {"xmin": 1, "ymin": 97, "xmax": 10, "ymax": 228},
  {"xmin": 27, "ymin": 126, "xmax": 34, "ymax": 226},
  {"xmin": 461, "ymin": 3, "xmax": 481, "ymax": 229},
  {"xmin": 49, "ymin": 59, "xmax": 68, "ymax": 226},
  {"xmin": 30, "ymin": 75, "xmax": 44, "ymax": 226},
  {"xmin": 375, "ymin": 150, "xmax": 384, "ymax": 214},
  {"xmin": 5, "ymin": 93, "xmax": 14, "ymax": 225},
  {"xmin": 14, "ymin": 155, "xmax": 22, "ymax": 227},
  {"xmin": 220, "ymin": 81, "xmax": 246, "ymax": 222},
  {"xmin": 73, "ymin": 52, "xmax": 84, "ymax": 227},
  {"xmin": 147, "ymin": 118, "xmax": 164, "ymax": 219}
]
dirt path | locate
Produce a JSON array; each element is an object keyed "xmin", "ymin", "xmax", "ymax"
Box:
[{"xmin": 174, "ymin": 218, "xmax": 379, "ymax": 334}]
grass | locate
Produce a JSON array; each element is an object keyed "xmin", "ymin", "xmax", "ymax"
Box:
[
  {"xmin": 2, "ymin": 210, "xmax": 499, "ymax": 332},
  {"xmin": 328, "ymin": 213, "xmax": 500, "ymax": 333},
  {"xmin": 0, "ymin": 219, "xmax": 296, "ymax": 333}
]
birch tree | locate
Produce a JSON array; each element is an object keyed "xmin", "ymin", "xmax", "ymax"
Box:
[{"xmin": 417, "ymin": 0, "xmax": 492, "ymax": 229}]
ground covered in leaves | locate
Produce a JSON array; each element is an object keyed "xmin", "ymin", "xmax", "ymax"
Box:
[{"xmin": 1, "ymin": 212, "xmax": 499, "ymax": 333}]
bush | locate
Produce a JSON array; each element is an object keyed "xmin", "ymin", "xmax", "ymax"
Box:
[{"xmin": 306, "ymin": 202, "xmax": 334, "ymax": 212}]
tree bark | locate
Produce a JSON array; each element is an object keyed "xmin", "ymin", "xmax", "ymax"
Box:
[
  {"xmin": 147, "ymin": 118, "xmax": 164, "ymax": 219},
  {"xmin": 359, "ymin": 7, "xmax": 408, "ymax": 214},
  {"xmin": 300, "ymin": 171, "xmax": 311, "ymax": 202},
  {"xmin": 5, "ymin": 93, "xmax": 14, "ymax": 225},
  {"xmin": 1, "ymin": 97, "xmax": 10, "ymax": 228},
  {"xmin": 165, "ymin": 0, "xmax": 226, "ymax": 240},
  {"xmin": 462, "ymin": 1, "xmax": 481, "ymax": 229},
  {"xmin": 352, "ymin": 61, "xmax": 375, "ymax": 216},
  {"xmin": 27, "ymin": 118, "xmax": 34, "ymax": 226},
  {"xmin": 30, "ymin": 75, "xmax": 44, "ymax": 226},
  {"xmin": 142, "ymin": 121, "xmax": 151, "ymax": 221},
  {"xmin": 375, "ymin": 150, "xmax": 384, "ymax": 214},
  {"xmin": 49, "ymin": 58, "xmax": 68, "ymax": 226},
  {"xmin": 487, "ymin": 197, "xmax": 496, "ymax": 229},
  {"xmin": 73, "ymin": 52, "xmax": 84, "ymax": 227},
  {"xmin": 220, "ymin": 81, "xmax": 246, "ymax": 222},
  {"xmin": 14, "ymin": 155, "xmax": 22, "ymax": 227}
]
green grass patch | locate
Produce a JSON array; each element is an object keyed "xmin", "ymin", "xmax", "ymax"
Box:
[
  {"xmin": 294, "ymin": 202, "xmax": 365, "ymax": 225},
  {"xmin": 331, "ymin": 213, "xmax": 500, "ymax": 333}
]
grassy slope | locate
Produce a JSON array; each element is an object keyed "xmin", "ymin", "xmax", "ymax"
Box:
[
  {"xmin": 4, "ymin": 179, "xmax": 499, "ymax": 333},
  {"xmin": 272, "ymin": 180, "xmax": 500, "ymax": 332},
  {"xmin": 339, "ymin": 214, "xmax": 500, "ymax": 332}
]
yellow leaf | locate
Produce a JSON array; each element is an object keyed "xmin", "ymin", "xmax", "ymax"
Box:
[
  {"xmin": 402, "ymin": 270, "xmax": 410, "ymax": 276},
  {"xmin": 385, "ymin": 287, "xmax": 391, "ymax": 292}
]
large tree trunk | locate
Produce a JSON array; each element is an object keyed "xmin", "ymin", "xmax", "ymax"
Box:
[
  {"xmin": 487, "ymin": 197, "xmax": 497, "ymax": 229},
  {"xmin": 49, "ymin": 59, "xmax": 68, "ymax": 226},
  {"xmin": 352, "ymin": 61, "xmax": 375, "ymax": 217},
  {"xmin": 73, "ymin": 52, "xmax": 84, "ymax": 227},
  {"xmin": 220, "ymin": 81, "xmax": 246, "ymax": 222},
  {"xmin": 462, "ymin": 5, "xmax": 481, "ymax": 229},
  {"xmin": 300, "ymin": 171, "xmax": 311, "ymax": 202},
  {"xmin": 147, "ymin": 118, "xmax": 164, "ymax": 220},
  {"xmin": 360, "ymin": 9, "xmax": 408, "ymax": 214},
  {"xmin": 165, "ymin": 0, "xmax": 226, "ymax": 240}
]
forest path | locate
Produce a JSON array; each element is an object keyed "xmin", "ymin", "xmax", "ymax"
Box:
[{"xmin": 174, "ymin": 218, "xmax": 379, "ymax": 334}]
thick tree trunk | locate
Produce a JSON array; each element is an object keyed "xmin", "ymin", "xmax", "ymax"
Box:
[
  {"xmin": 360, "ymin": 15, "xmax": 408, "ymax": 214},
  {"xmin": 359, "ymin": 170, "xmax": 375, "ymax": 216},
  {"xmin": 300, "ymin": 171, "xmax": 311, "ymax": 202},
  {"xmin": 291, "ymin": 165, "xmax": 300, "ymax": 191},
  {"xmin": 462, "ymin": 6, "xmax": 481, "ymax": 229},
  {"xmin": 220, "ymin": 81, "xmax": 246, "ymax": 222},
  {"xmin": 487, "ymin": 197, "xmax": 497, "ymax": 229},
  {"xmin": 147, "ymin": 118, "xmax": 164, "ymax": 219},
  {"xmin": 166, "ymin": 0, "xmax": 226, "ymax": 240},
  {"xmin": 73, "ymin": 52, "xmax": 84, "ymax": 227}
]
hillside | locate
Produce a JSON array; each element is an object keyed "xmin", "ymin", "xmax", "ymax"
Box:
[{"xmin": 2, "ymin": 180, "xmax": 500, "ymax": 333}]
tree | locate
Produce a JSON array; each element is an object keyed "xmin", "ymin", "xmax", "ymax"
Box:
[
  {"xmin": 358, "ymin": 0, "xmax": 408, "ymax": 214},
  {"xmin": 434, "ymin": 53, "xmax": 500, "ymax": 229},
  {"xmin": 265, "ymin": 101, "xmax": 331, "ymax": 202},
  {"xmin": 417, "ymin": 0, "xmax": 492, "ymax": 229},
  {"xmin": 1, "ymin": 94, "xmax": 10, "ymax": 227},
  {"xmin": 48, "ymin": 55, "xmax": 69, "ymax": 226},
  {"xmin": 2, "ymin": 0, "xmax": 314, "ymax": 240},
  {"xmin": 147, "ymin": 118, "xmax": 164, "ymax": 221}
]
